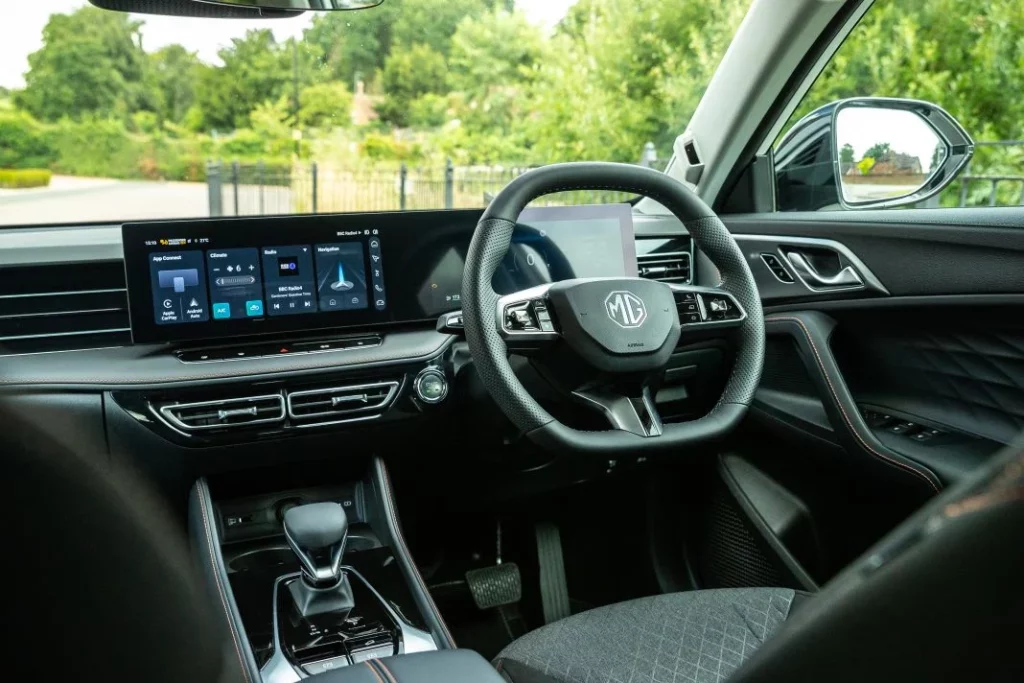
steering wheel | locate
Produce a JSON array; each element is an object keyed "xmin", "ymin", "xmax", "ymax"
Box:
[{"xmin": 462, "ymin": 162, "xmax": 764, "ymax": 454}]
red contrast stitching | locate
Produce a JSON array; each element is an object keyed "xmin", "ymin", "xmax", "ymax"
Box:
[
  {"xmin": 768, "ymin": 315, "xmax": 942, "ymax": 494},
  {"xmin": 364, "ymin": 662, "xmax": 387, "ymax": 683},
  {"xmin": 373, "ymin": 659, "xmax": 401, "ymax": 683},
  {"xmin": 197, "ymin": 480, "xmax": 252, "ymax": 683},
  {"xmin": 378, "ymin": 459, "xmax": 458, "ymax": 647}
]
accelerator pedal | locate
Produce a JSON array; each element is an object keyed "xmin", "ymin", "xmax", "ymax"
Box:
[{"xmin": 535, "ymin": 522, "xmax": 571, "ymax": 624}]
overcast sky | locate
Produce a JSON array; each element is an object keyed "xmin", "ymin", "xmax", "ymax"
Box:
[
  {"xmin": 0, "ymin": 0, "xmax": 576, "ymax": 89},
  {"xmin": 836, "ymin": 108, "xmax": 943, "ymax": 169}
]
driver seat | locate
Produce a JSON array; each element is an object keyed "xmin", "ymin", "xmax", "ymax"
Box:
[{"xmin": 495, "ymin": 587, "xmax": 799, "ymax": 683}]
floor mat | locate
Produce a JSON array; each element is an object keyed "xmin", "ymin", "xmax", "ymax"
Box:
[{"xmin": 429, "ymin": 581, "xmax": 525, "ymax": 660}]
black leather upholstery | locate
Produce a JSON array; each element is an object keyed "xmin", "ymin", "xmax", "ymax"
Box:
[
  {"xmin": 189, "ymin": 479, "xmax": 262, "ymax": 683},
  {"xmin": 284, "ymin": 502, "xmax": 348, "ymax": 549},
  {"xmin": 316, "ymin": 651, "xmax": 505, "ymax": 683}
]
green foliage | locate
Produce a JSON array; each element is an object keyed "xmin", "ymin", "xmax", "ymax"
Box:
[
  {"xmin": 193, "ymin": 30, "xmax": 295, "ymax": 131},
  {"xmin": 840, "ymin": 143, "xmax": 855, "ymax": 163},
  {"xmin": 15, "ymin": 7, "xmax": 152, "ymax": 122},
  {"xmin": 0, "ymin": 169, "xmax": 52, "ymax": 189},
  {"xmin": 790, "ymin": 0, "xmax": 1024, "ymax": 143},
  {"xmin": 376, "ymin": 44, "xmax": 448, "ymax": 127},
  {"xmin": 361, "ymin": 132, "xmax": 422, "ymax": 161},
  {"xmin": 149, "ymin": 45, "xmax": 201, "ymax": 124},
  {"xmin": 0, "ymin": 111, "xmax": 56, "ymax": 169},
  {"xmin": 299, "ymin": 82, "xmax": 353, "ymax": 128}
]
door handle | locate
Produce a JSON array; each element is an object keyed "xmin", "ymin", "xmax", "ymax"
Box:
[{"xmin": 784, "ymin": 252, "xmax": 864, "ymax": 290}]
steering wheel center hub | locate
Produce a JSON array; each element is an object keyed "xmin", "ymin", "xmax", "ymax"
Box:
[{"xmin": 547, "ymin": 278, "xmax": 680, "ymax": 372}]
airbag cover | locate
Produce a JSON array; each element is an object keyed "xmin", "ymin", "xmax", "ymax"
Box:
[{"xmin": 547, "ymin": 278, "xmax": 680, "ymax": 373}]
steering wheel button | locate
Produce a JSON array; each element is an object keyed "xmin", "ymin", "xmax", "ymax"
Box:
[{"xmin": 682, "ymin": 312, "xmax": 702, "ymax": 324}]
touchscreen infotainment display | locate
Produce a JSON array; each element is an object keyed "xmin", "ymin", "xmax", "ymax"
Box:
[{"xmin": 123, "ymin": 204, "xmax": 635, "ymax": 344}]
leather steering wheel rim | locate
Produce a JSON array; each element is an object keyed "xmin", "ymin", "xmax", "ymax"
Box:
[{"xmin": 462, "ymin": 162, "xmax": 764, "ymax": 454}]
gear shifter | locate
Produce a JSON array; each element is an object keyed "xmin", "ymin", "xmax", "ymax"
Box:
[{"xmin": 283, "ymin": 502, "xmax": 355, "ymax": 617}]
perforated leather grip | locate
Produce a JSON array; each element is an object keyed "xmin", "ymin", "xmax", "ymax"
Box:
[{"xmin": 462, "ymin": 162, "xmax": 764, "ymax": 452}]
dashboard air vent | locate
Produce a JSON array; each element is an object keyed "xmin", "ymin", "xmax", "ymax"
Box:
[
  {"xmin": 287, "ymin": 381, "xmax": 400, "ymax": 421},
  {"xmin": 638, "ymin": 251, "xmax": 691, "ymax": 283},
  {"xmin": 159, "ymin": 394, "xmax": 286, "ymax": 431},
  {"xmin": 0, "ymin": 260, "xmax": 130, "ymax": 355}
]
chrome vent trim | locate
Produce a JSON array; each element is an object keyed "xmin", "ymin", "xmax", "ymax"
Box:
[
  {"xmin": 158, "ymin": 394, "xmax": 286, "ymax": 431},
  {"xmin": 637, "ymin": 251, "xmax": 692, "ymax": 284},
  {"xmin": 287, "ymin": 381, "xmax": 400, "ymax": 421}
]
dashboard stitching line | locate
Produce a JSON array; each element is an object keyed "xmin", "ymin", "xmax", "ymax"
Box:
[
  {"xmin": 196, "ymin": 479, "xmax": 253, "ymax": 683},
  {"xmin": 0, "ymin": 337, "xmax": 453, "ymax": 387},
  {"xmin": 768, "ymin": 315, "xmax": 942, "ymax": 493},
  {"xmin": 377, "ymin": 458, "xmax": 457, "ymax": 648}
]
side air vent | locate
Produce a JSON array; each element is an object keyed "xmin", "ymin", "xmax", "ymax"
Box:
[
  {"xmin": 159, "ymin": 394, "xmax": 286, "ymax": 431},
  {"xmin": 0, "ymin": 260, "xmax": 130, "ymax": 355},
  {"xmin": 638, "ymin": 251, "xmax": 692, "ymax": 284},
  {"xmin": 287, "ymin": 382, "xmax": 400, "ymax": 422}
]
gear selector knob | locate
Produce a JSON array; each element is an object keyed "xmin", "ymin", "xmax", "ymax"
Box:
[{"xmin": 284, "ymin": 502, "xmax": 348, "ymax": 588}]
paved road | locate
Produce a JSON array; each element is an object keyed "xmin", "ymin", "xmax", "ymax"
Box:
[{"xmin": 0, "ymin": 176, "xmax": 293, "ymax": 227}]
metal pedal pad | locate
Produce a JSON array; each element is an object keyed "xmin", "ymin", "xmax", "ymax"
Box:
[{"xmin": 465, "ymin": 563, "xmax": 523, "ymax": 610}]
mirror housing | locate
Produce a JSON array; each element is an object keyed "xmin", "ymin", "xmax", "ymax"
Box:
[
  {"xmin": 775, "ymin": 97, "xmax": 974, "ymax": 211},
  {"xmin": 194, "ymin": 0, "xmax": 382, "ymax": 9}
]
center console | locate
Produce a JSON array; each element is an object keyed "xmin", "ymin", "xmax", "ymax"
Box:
[{"xmin": 189, "ymin": 457, "xmax": 457, "ymax": 683}]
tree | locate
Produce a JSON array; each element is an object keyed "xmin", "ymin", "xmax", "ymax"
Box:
[
  {"xmin": 863, "ymin": 142, "xmax": 892, "ymax": 161},
  {"xmin": 15, "ymin": 6, "xmax": 152, "ymax": 122},
  {"xmin": 376, "ymin": 44, "xmax": 448, "ymax": 127},
  {"xmin": 149, "ymin": 45, "xmax": 200, "ymax": 124},
  {"xmin": 193, "ymin": 30, "xmax": 289, "ymax": 131},
  {"xmin": 299, "ymin": 82, "xmax": 353, "ymax": 128},
  {"xmin": 304, "ymin": 4, "xmax": 400, "ymax": 89},
  {"xmin": 840, "ymin": 143, "xmax": 855, "ymax": 163}
]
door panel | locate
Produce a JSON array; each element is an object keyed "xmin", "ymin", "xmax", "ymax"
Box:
[{"xmin": 708, "ymin": 208, "xmax": 1021, "ymax": 583}]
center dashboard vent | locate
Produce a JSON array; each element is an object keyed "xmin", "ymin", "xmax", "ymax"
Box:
[
  {"xmin": 638, "ymin": 250, "xmax": 692, "ymax": 284},
  {"xmin": 287, "ymin": 381, "xmax": 400, "ymax": 423},
  {"xmin": 159, "ymin": 394, "xmax": 286, "ymax": 431},
  {"xmin": 0, "ymin": 260, "xmax": 130, "ymax": 355}
]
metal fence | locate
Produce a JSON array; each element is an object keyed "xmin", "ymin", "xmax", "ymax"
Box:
[
  {"xmin": 954, "ymin": 141, "xmax": 1024, "ymax": 207},
  {"xmin": 206, "ymin": 149, "xmax": 668, "ymax": 217}
]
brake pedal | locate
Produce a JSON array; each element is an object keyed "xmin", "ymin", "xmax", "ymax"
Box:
[
  {"xmin": 535, "ymin": 522, "xmax": 571, "ymax": 624},
  {"xmin": 465, "ymin": 521, "xmax": 522, "ymax": 610},
  {"xmin": 465, "ymin": 563, "xmax": 523, "ymax": 610}
]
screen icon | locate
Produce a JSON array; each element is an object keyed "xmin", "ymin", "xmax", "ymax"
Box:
[
  {"xmin": 278, "ymin": 256, "xmax": 300, "ymax": 276},
  {"xmin": 213, "ymin": 303, "xmax": 231, "ymax": 319},
  {"xmin": 314, "ymin": 243, "xmax": 369, "ymax": 312},
  {"xmin": 245, "ymin": 300, "xmax": 264, "ymax": 317}
]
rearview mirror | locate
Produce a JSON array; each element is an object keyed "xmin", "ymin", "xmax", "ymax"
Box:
[
  {"xmin": 832, "ymin": 98, "xmax": 973, "ymax": 209},
  {"xmin": 195, "ymin": 0, "xmax": 383, "ymax": 10}
]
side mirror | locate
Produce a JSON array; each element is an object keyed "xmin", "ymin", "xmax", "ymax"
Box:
[{"xmin": 775, "ymin": 98, "xmax": 974, "ymax": 211}]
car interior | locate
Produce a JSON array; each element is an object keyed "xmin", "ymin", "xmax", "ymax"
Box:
[{"xmin": 3, "ymin": 0, "xmax": 1024, "ymax": 682}]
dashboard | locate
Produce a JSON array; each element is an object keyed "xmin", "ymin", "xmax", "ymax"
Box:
[{"xmin": 123, "ymin": 205, "xmax": 636, "ymax": 344}]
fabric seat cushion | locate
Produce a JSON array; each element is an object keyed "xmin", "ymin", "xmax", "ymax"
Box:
[{"xmin": 495, "ymin": 587, "xmax": 795, "ymax": 683}]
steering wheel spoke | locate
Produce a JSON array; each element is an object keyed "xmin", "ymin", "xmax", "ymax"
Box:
[
  {"xmin": 573, "ymin": 386, "xmax": 664, "ymax": 437},
  {"xmin": 496, "ymin": 284, "xmax": 561, "ymax": 353},
  {"xmin": 668, "ymin": 284, "xmax": 747, "ymax": 333}
]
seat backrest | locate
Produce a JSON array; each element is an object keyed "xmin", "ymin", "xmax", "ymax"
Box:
[
  {"xmin": 2, "ymin": 409, "xmax": 237, "ymax": 683},
  {"xmin": 731, "ymin": 442, "xmax": 1024, "ymax": 683}
]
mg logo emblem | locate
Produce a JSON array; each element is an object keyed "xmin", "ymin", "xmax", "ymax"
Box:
[{"xmin": 604, "ymin": 291, "xmax": 647, "ymax": 328}]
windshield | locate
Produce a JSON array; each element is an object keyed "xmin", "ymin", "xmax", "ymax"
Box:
[{"xmin": 0, "ymin": 0, "xmax": 751, "ymax": 228}]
